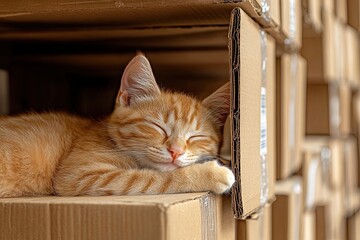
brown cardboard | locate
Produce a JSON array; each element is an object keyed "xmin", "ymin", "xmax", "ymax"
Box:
[
  {"xmin": 280, "ymin": 0, "xmax": 302, "ymax": 49},
  {"xmin": 328, "ymin": 189, "xmax": 346, "ymax": 240},
  {"xmin": 272, "ymin": 176, "xmax": 303, "ymax": 240},
  {"xmin": 344, "ymin": 137, "xmax": 359, "ymax": 216},
  {"xmin": 315, "ymin": 205, "xmax": 327, "ymax": 240},
  {"xmin": 301, "ymin": 151, "xmax": 324, "ymax": 210},
  {"xmin": 229, "ymin": 8, "xmax": 276, "ymax": 218},
  {"xmin": 339, "ymin": 82, "xmax": 351, "ymax": 136},
  {"xmin": 0, "ymin": 1, "xmax": 281, "ymax": 41},
  {"xmin": 306, "ymin": 82, "xmax": 351, "ymax": 136},
  {"xmin": 347, "ymin": 0, "xmax": 360, "ymax": 31},
  {"xmin": 236, "ymin": 204, "xmax": 271, "ymax": 240},
  {"xmin": 302, "ymin": 210, "xmax": 316, "ymax": 240},
  {"xmin": 276, "ymin": 54, "xmax": 306, "ymax": 179},
  {"xmin": 345, "ymin": 25, "xmax": 360, "ymax": 89},
  {"xmin": 335, "ymin": 0, "xmax": 348, "ymax": 23},
  {"xmin": 302, "ymin": 0, "xmax": 322, "ymax": 33},
  {"xmin": 0, "ymin": 192, "xmax": 235, "ymax": 240},
  {"xmin": 346, "ymin": 210, "xmax": 360, "ymax": 240},
  {"xmin": 220, "ymin": 25, "xmax": 276, "ymax": 216},
  {"xmin": 216, "ymin": 195, "xmax": 237, "ymax": 240},
  {"xmin": 302, "ymin": 8, "xmax": 346, "ymax": 83},
  {"xmin": 266, "ymin": 31, "xmax": 277, "ymax": 204},
  {"xmin": 303, "ymin": 136, "xmax": 345, "ymax": 190}
]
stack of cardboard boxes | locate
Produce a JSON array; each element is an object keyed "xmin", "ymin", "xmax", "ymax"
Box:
[
  {"xmin": 301, "ymin": 0, "xmax": 360, "ymax": 240},
  {"xmin": 0, "ymin": 0, "xmax": 359, "ymax": 239}
]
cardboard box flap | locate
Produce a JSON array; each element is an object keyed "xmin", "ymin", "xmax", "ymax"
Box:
[
  {"xmin": 0, "ymin": 1, "xmax": 278, "ymax": 31},
  {"xmin": 229, "ymin": 7, "xmax": 262, "ymax": 219}
]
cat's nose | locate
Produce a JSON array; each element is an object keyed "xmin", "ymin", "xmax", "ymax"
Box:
[{"xmin": 167, "ymin": 147, "xmax": 185, "ymax": 161}]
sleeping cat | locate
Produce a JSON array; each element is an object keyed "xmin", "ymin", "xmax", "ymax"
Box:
[{"xmin": 0, "ymin": 53, "xmax": 235, "ymax": 197}]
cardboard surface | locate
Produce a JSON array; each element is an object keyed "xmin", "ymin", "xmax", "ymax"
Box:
[
  {"xmin": 345, "ymin": 25, "xmax": 360, "ymax": 89},
  {"xmin": 0, "ymin": 192, "xmax": 235, "ymax": 240},
  {"xmin": 301, "ymin": 151, "xmax": 324, "ymax": 210},
  {"xmin": 272, "ymin": 176, "xmax": 303, "ymax": 240},
  {"xmin": 304, "ymin": 136, "xmax": 345, "ymax": 190},
  {"xmin": 302, "ymin": 0, "xmax": 322, "ymax": 33},
  {"xmin": 334, "ymin": 0, "xmax": 348, "ymax": 23},
  {"xmin": 229, "ymin": 8, "xmax": 277, "ymax": 219},
  {"xmin": 306, "ymin": 82, "xmax": 350, "ymax": 136},
  {"xmin": 236, "ymin": 204, "xmax": 271, "ymax": 240},
  {"xmin": 302, "ymin": 8, "xmax": 345, "ymax": 83},
  {"xmin": 344, "ymin": 137, "xmax": 359, "ymax": 216},
  {"xmin": 280, "ymin": 0, "xmax": 302, "ymax": 49},
  {"xmin": 346, "ymin": 209, "xmax": 360, "ymax": 240},
  {"xmin": 347, "ymin": 0, "xmax": 360, "ymax": 30},
  {"xmin": 276, "ymin": 54, "xmax": 306, "ymax": 179},
  {"xmin": 302, "ymin": 210, "xmax": 315, "ymax": 240},
  {"xmin": 0, "ymin": 0, "xmax": 283, "ymax": 42}
]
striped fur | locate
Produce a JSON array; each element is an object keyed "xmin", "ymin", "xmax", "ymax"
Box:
[{"xmin": 0, "ymin": 54, "xmax": 234, "ymax": 197}]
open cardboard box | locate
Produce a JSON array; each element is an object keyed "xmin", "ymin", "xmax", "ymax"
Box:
[{"xmin": 0, "ymin": 8, "xmax": 276, "ymax": 239}]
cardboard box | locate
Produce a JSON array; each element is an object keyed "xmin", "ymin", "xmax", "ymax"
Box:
[
  {"xmin": 302, "ymin": 0, "xmax": 322, "ymax": 33},
  {"xmin": 347, "ymin": 210, "xmax": 360, "ymax": 240},
  {"xmin": 302, "ymin": 8, "xmax": 346, "ymax": 83},
  {"xmin": 315, "ymin": 190, "xmax": 346, "ymax": 240},
  {"xmin": 276, "ymin": 54, "xmax": 306, "ymax": 179},
  {"xmin": 306, "ymin": 82, "xmax": 351, "ymax": 136},
  {"xmin": 345, "ymin": 25, "xmax": 360, "ymax": 89},
  {"xmin": 0, "ymin": 0, "xmax": 281, "ymax": 41},
  {"xmin": 280, "ymin": 0, "xmax": 302, "ymax": 49},
  {"xmin": 303, "ymin": 136, "xmax": 345, "ymax": 190},
  {"xmin": 347, "ymin": 0, "xmax": 360, "ymax": 31},
  {"xmin": 344, "ymin": 137, "xmax": 359, "ymax": 215},
  {"xmin": 328, "ymin": 189, "xmax": 346, "ymax": 240},
  {"xmin": 229, "ymin": 8, "xmax": 277, "ymax": 219},
  {"xmin": 300, "ymin": 151, "xmax": 324, "ymax": 210},
  {"xmin": 0, "ymin": 192, "xmax": 235, "ymax": 240},
  {"xmin": 335, "ymin": 0, "xmax": 348, "ymax": 23},
  {"xmin": 1, "ymin": 5, "xmax": 277, "ymax": 220},
  {"xmin": 236, "ymin": 204, "xmax": 271, "ymax": 240},
  {"xmin": 302, "ymin": 210, "xmax": 316, "ymax": 240},
  {"xmin": 271, "ymin": 177, "xmax": 303, "ymax": 240},
  {"xmin": 315, "ymin": 205, "xmax": 327, "ymax": 240}
]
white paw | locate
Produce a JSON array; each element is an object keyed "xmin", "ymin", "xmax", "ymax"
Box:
[{"xmin": 203, "ymin": 161, "xmax": 235, "ymax": 194}]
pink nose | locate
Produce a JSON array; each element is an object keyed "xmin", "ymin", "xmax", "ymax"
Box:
[{"xmin": 167, "ymin": 148, "xmax": 185, "ymax": 161}]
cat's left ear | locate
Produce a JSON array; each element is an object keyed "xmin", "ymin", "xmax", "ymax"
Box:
[
  {"xmin": 202, "ymin": 82, "xmax": 230, "ymax": 123},
  {"xmin": 116, "ymin": 53, "xmax": 161, "ymax": 106}
]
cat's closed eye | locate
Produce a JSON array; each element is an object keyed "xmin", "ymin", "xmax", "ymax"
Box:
[
  {"xmin": 146, "ymin": 120, "xmax": 170, "ymax": 136},
  {"xmin": 187, "ymin": 135, "xmax": 208, "ymax": 142}
]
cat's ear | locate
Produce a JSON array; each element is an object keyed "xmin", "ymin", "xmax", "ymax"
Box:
[
  {"xmin": 202, "ymin": 82, "xmax": 230, "ymax": 123},
  {"xmin": 116, "ymin": 53, "xmax": 161, "ymax": 106}
]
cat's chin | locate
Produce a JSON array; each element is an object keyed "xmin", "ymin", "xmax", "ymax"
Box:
[{"xmin": 153, "ymin": 162, "xmax": 179, "ymax": 172}]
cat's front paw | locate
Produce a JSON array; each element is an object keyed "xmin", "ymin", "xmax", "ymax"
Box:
[{"xmin": 202, "ymin": 161, "xmax": 235, "ymax": 194}]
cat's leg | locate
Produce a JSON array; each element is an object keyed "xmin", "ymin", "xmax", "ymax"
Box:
[{"xmin": 54, "ymin": 161, "xmax": 235, "ymax": 196}]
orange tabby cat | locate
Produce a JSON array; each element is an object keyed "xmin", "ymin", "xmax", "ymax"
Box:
[{"xmin": 0, "ymin": 53, "xmax": 235, "ymax": 197}]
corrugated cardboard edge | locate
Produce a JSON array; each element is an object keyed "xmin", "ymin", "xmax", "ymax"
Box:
[
  {"xmin": 229, "ymin": 7, "xmax": 264, "ymax": 220},
  {"xmin": 229, "ymin": 7, "xmax": 243, "ymax": 219}
]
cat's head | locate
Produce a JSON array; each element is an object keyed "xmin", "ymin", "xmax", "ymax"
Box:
[{"xmin": 108, "ymin": 53, "xmax": 230, "ymax": 172}]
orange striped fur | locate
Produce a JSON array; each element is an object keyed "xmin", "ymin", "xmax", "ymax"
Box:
[{"xmin": 0, "ymin": 54, "xmax": 234, "ymax": 197}]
